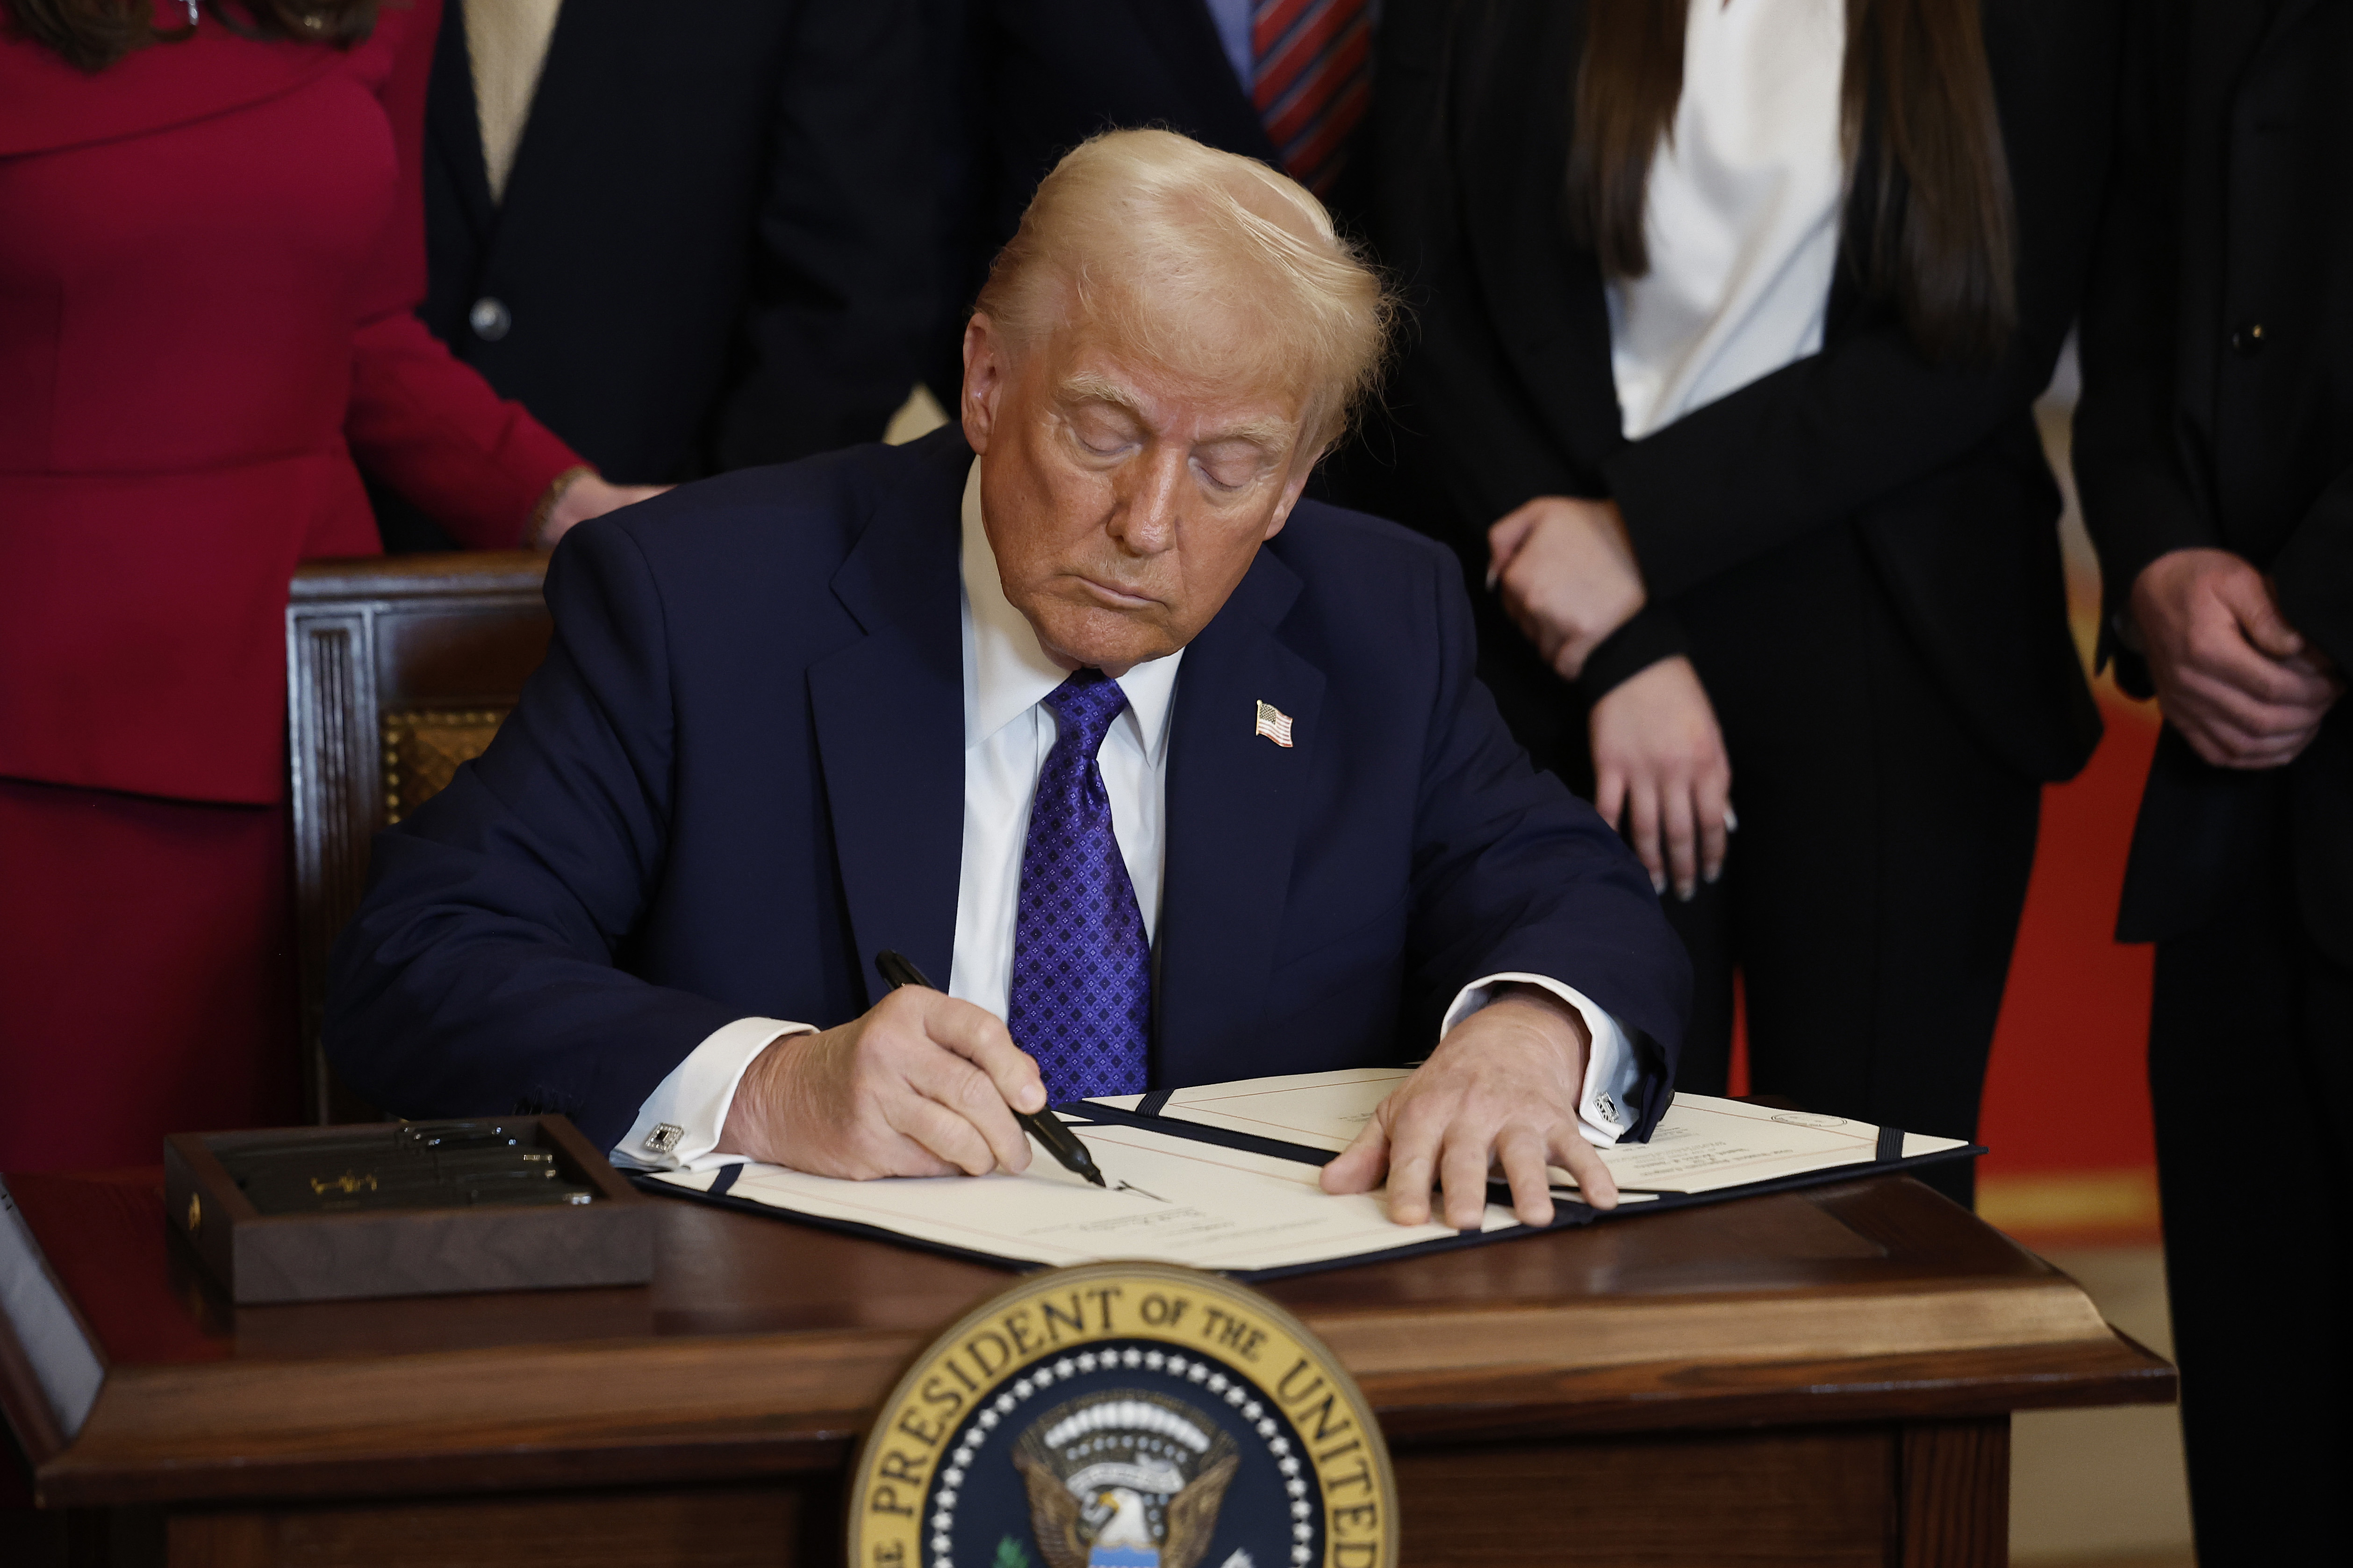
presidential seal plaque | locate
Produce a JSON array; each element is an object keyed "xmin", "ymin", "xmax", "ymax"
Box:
[{"xmin": 848, "ymin": 1261, "xmax": 1397, "ymax": 1568}]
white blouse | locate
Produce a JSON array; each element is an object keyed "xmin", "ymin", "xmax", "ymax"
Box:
[{"xmin": 1606, "ymin": 0, "xmax": 1848, "ymax": 441}]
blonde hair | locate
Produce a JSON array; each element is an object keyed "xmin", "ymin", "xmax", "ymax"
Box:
[{"xmin": 974, "ymin": 129, "xmax": 1394, "ymax": 458}]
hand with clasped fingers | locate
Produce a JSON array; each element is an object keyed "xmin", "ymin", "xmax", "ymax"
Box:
[
  {"xmin": 718, "ymin": 986, "xmax": 1047, "ymax": 1178},
  {"xmin": 1320, "ymin": 984, "xmax": 1621, "ymax": 1230},
  {"xmin": 1487, "ymin": 495, "xmax": 1648, "ymax": 681},
  {"xmin": 1486, "ymin": 497, "xmax": 1730, "ymax": 902},
  {"xmin": 2131, "ymin": 548, "xmax": 2342, "ymax": 769}
]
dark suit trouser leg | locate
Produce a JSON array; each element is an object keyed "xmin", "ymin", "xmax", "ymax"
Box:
[
  {"xmin": 2151, "ymin": 843, "xmax": 2353, "ymax": 1566},
  {"xmin": 1657, "ymin": 879, "xmax": 1736, "ymax": 1097},
  {"xmin": 1685, "ymin": 525, "xmax": 2043, "ymax": 1207}
]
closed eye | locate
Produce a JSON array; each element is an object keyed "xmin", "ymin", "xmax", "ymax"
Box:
[
  {"xmin": 1063, "ymin": 401, "xmax": 1143, "ymax": 461},
  {"xmin": 1193, "ymin": 445, "xmax": 1271, "ymax": 493}
]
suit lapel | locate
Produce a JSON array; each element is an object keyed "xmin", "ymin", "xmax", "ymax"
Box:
[
  {"xmin": 2259, "ymin": 0, "xmax": 2328, "ymax": 55},
  {"xmin": 1154, "ymin": 549, "xmax": 1325, "ymax": 1081},
  {"xmin": 1452, "ymin": 0, "xmax": 1625, "ymax": 487},
  {"xmin": 806, "ymin": 441, "xmax": 969, "ymax": 1005},
  {"xmin": 1131, "ymin": 0, "xmax": 1282, "ymax": 165},
  {"xmin": 427, "ymin": 1, "xmax": 498, "ymax": 244},
  {"xmin": 490, "ymin": 0, "xmax": 631, "ymax": 249}
]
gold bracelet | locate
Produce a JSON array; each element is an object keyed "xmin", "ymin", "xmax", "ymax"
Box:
[{"xmin": 526, "ymin": 465, "xmax": 596, "ymax": 549}]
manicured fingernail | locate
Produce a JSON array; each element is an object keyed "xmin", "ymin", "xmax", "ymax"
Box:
[
  {"xmin": 1651, "ymin": 872, "xmax": 1668, "ymax": 895},
  {"xmin": 1676, "ymin": 883, "xmax": 1694, "ymax": 902},
  {"xmin": 1484, "ymin": 563, "xmax": 1500, "ymax": 591},
  {"xmin": 1704, "ymin": 865, "xmax": 1722, "ymax": 884}
]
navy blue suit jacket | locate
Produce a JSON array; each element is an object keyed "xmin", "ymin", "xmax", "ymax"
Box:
[{"xmin": 326, "ymin": 429, "xmax": 1690, "ymax": 1153}]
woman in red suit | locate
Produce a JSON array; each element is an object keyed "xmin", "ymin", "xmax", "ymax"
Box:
[{"xmin": 0, "ymin": 0, "xmax": 653, "ymax": 1168}]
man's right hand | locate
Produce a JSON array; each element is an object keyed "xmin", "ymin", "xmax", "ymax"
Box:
[
  {"xmin": 717, "ymin": 987, "xmax": 1047, "ymax": 1179},
  {"xmin": 2131, "ymin": 548, "xmax": 2342, "ymax": 769}
]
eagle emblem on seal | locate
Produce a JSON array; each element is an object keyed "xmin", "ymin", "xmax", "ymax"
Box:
[{"xmin": 1013, "ymin": 1390, "xmax": 1241, "ymax": 1568}]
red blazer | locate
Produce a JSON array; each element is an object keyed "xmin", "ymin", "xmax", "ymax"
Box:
[{"xmin": 0, "ymin": 2, "xmax": 581, "ymax": 804}]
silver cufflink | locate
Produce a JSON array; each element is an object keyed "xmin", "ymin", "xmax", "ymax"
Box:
[
  {"xmin": 1595, "ymin": 1093, "xmax": 1622, "ymax": 1126},
  {"xmin": 644, "ymin": 1123, "xmax": 684, "ymax": 1154}
]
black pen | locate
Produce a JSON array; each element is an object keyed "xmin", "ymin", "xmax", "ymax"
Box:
[{"xmin": 874, "ymin": 949, "xmax": 1107, "ymax": 1188}]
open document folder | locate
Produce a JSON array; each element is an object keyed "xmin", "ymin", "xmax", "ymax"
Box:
[
  {"xmin": 638, "ymin": 1070, "xmax": 1976, "ymax": 1282},
  {"xmin": 1084, "ymin": 1069, "xmax": 1973, "ymax": 1196}
]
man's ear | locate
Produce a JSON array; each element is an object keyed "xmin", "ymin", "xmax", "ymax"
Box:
[
  {"xmin": 1261, "ymin": 445, "xmax": 1324, "ymax": 542},
  {"xmin": 961, "ymin": 314, "xmax": 1007, "ymax": 454}
]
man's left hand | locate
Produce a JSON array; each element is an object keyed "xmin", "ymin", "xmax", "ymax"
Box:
[{"xmin": 1320, "ymin": 985, "xmax": 1621, "ymax": 1229}]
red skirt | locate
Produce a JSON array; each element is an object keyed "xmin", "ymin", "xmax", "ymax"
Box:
[{"xmin": 0, "ymin": 777, "xmax": 298, "ymax": 1171}]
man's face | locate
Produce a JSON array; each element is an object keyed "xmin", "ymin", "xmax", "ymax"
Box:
[{"xmin": 960, "ymin": 310, "xmax": 1315, "ymax": 676}]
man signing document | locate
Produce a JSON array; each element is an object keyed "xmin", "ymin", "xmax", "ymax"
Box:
[{"xmin": 328, "ymin": 130, "xmax": 1691, "ymax": 1230}]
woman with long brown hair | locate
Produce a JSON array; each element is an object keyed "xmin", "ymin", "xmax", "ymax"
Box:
[
  {"xmin": 0, "ymin": 0, "xmax": 654, "ymax": 1167},
  {"xmin": 1359, "ymin": 0, "xmax": 2118, "ymax": 1197}
]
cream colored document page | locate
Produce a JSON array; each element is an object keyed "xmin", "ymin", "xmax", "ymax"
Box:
[
  {"xmin": 643, "ymin": 1117, "xmax": 1518, "ymax": 1272},
  {"xmin": 1090, "ymin": 1069, "xmax": 1966, "ymax": 1194}
]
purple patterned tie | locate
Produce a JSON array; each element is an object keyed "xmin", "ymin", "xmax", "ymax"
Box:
[{"xmin": 1007, "ymin": 669, "xmax": 1151, "ymax": 1103}]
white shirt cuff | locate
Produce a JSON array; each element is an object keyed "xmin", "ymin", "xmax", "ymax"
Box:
[
  {"xmin": 610, "ymin": 1017, "xmax": 814, "ymax": 1172},
  {"xmin": 1440, "ymin": 973, "xmax": 1643, "ymax": 1147}
]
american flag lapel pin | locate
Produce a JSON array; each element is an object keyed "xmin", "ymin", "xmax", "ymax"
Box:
[{"xmin": 1253, "ymin": 699, "xmax": 1295, "ymax": 748}]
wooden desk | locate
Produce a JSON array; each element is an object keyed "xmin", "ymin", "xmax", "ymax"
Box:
[{"xmin": 0, "ymin": 1168, "xmax": 2171, "ymax": 1568}]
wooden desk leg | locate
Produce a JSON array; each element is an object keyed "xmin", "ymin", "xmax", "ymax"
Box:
[{"xmin": 1898, "ymin": 1416, "xmax": 2009, "ymax": 1568}]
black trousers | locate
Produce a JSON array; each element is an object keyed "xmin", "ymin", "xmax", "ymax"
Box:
[
  {"xmin": 1485, "ymin": 523, "xmax": 2043, "ymax": 1206},
  {"xmin": 2151, "ymin": 823, "xmax": 2353, "ymax": 1566}
]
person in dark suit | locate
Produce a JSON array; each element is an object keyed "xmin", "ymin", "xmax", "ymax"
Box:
[
  {"xmin": 2072, "ymin": 2, "xmax": 2351, "ymax": 1557},
  {"xmin": 1353, "ymin": 0, "xmax": 2120, "ymax": 1199},
  {"xmin": 925, "ymin": 0, "xmax": 1374, "ymax": 401},
  {"xmin": 372, "ymin": 0, "xmax": 935, "ymax": 551},
  {"xmin": 327, "ymin": 130, "xmax": 1688, "ymax": 1230}
]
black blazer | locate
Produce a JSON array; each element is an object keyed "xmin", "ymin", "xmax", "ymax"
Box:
[
  {"xmin": 1361, "ymin": 0, "xmax": 2116, "ymax": 784},
  {"xmin": 326, "ymin": 430, "xmax": 1689, "ymax": 1151},
  {"xmin": 2073, "ymin": 0, "xmax": 2353, "ymax": 965},
  {"xmin": 923, "ymin": 0, "xmax": 1281, "ymax": 395},
  {"xmin": 380, "ymin": 0, "xmax": 934, "ymax": 532}
]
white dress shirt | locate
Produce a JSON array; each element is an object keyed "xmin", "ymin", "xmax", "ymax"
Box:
[
  {"xmin": 1607, "ymin": 0, "xmax": 1846, "ymax": 439},
  {"xmin": 616, "ymin": 461, "xmax": 1640, "ymax": 1172}
]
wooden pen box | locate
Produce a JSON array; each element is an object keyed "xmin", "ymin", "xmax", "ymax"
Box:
[{"xmin": 163, "ymin": 1116, "xmax": 654, "ymax": 1304}]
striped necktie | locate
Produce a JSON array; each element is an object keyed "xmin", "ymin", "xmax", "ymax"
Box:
[{"xmin": 1251, "ymin": 0, "xmax": 1372, "ymax": 196}]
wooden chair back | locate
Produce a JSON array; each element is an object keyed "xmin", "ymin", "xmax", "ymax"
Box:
[{"xmin": 287, "ymin": 552, "xmax": 552, "ymax": 1124}]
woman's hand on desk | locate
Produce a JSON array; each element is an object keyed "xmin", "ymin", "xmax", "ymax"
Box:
[
  {"xmin": 1590, "ymin": 656, "xmax": 1732, "ymax": 901},
  {"xmin": 717, "ymin": 988, "xmax": 1048, "ymax": 1179},
  {"xmin": 1487, "ymin": 495, "xmax": 1646, "ymax": 680},
  {"xmin": 1319, "ymin": 986, "xmax": 1620, "ymax": 1230}
]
